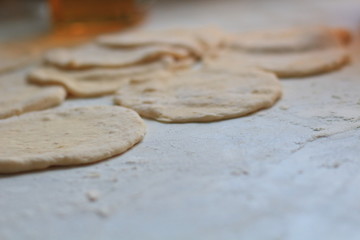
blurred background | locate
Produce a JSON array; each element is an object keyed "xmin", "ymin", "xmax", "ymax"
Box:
[
  {"xmin": 0, "ymin": 0, "xmax": 360, "ymax": 49},
  {"xmin": 0, "ymin": 0, "xmax": 148, "ymax": 41}
]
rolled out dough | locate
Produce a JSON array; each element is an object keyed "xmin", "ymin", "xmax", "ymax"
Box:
[
  {"xmin": 28, "ymin": 57, "xmax": 195, "ymax": 97},
  {"xmin": 0, "ymin": 106, "xmax": 146, "ymax": 173},
  {"xmin": 97, "ymin": 27, "xmax": 228, "ymax": 58},
  {"xmin": 114, "ymin": 67, "xmax": 282, "ymax": 123},
  {"xmin": 0, "ymin": 70, "xmax": 66, "ymax": 119},
  {"xmin": 44, "ymin": 44, "xmax": 190, "ymax": 69},
  {"xmin": 228, "ymin": 27, "xmax": 350, "ymax": 53},
  {"xmin": 206, "ymin": 48, "xmax": 349, "ymax": 78}
]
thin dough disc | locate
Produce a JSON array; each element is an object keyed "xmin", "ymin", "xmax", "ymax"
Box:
[
  {"xmin": 0, "ymin": 106, "xmax": 146, "ymax": 173},
  {"xmin": 206, "ymin": 48, "xmax": 349, "ymax": 78},
  {"xmin": 114, "ymin": 68, "xmax": 282, "ymax": 123},
  {"xmin": 0, "ymin": 70, "xmax": 66, "ymax": 119},
  {"xmin": 97, "ymin": 29, "xmax": 205, "ymax": 57},
  {"xmin": 228, "ymin": 27, "xmax": 350, "ymax": 53},
  {"xmin": 44, "ymin": 43, "xmax": 191, "ymax": 69},
  {"xmin": 28, "ymin": 57, "xmax": 195, "ymax": 97}
]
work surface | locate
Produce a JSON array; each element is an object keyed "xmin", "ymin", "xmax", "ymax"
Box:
[{"xmin": 1, "ymin": 0, "xmax": 360, "ymax": 239}]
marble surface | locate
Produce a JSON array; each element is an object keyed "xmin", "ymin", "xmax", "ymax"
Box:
[{"xmin": 1, "ymin": 0, "xmax": 360, "ymax": 239}]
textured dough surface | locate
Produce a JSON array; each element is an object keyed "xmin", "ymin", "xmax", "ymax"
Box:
[
  {"xmin": 0, "ymin": 70, "xmax": 66, "ymax": 119},
  {"xmin": 0, "ymin": 106, "xmax": 146, "ymax": 173},
  {"xmin": 44, "ymin": 44, "xmax": 190, "ymax": 69},
  {"xmin": 206, "ymin": 48, "xmax": 349, "ymax": 78},
  {"xmin": 114, "ymin": 68, "xmax": 282, "ymax": 122},
  {"xmin": 228, "ymin": 27, "xmax": 350, "ymax": 53},
  {"xmin": 29, "ymin": 57, "xmax": 194, "ymax": 97}
]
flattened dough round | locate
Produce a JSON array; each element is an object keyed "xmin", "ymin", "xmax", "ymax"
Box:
[
  {"xmin": 206, "ymin": 48, "xmax": 349, "ymax": 78},
  {"xmin": 0, "ymin": 70, "xmax": 66, "ymax": 119},
  {"xmin": 114, "ymin": 68, "xmax": 282, "ymax": 122},
  {"xmin": 44, "ymin": 44, "xmax": 190, "ymax": 69},
  {"xmin": 29, "ymin": 57, "xmax": 195, "ymax": 97},
  {"xmin": 97, "ymin": 29, "xmax": 204, "ymax": 56},
  {"xmin": 229, "ymin": 27, "xmax": 350, "ymax": 53},
  {"xmin": 97, "ymin": 27, "xmax": 228, "ymax": 58},
  {"xmin": 0, "ymin": 106, "xmax": 146, "ymax": 173}
]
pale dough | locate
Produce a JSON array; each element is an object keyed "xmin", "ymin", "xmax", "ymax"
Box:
[
  {"xmin": 97, "ymin": 29, "xmax": 204, "ymax": 57},
  {"xmin": 206, "ymin": 48, "xmax": 349, "ymax": 78},
  {"xmin": 0, "ymin": 70, "xmax": 66, "ymax": 119},
  {"xmin": 44, "ymin": 43, "xmax": 190, "ymax": 69},
  {"xmin": 114, "ymin": 67, "xmax": 282, "ymax": 122},
  {"xmin": 97, "ymin": 27, "xmax": 228, "ymax": 58},
  {"xmin": 28, "ymin": 57, "xmax": 195, "ymax": 97},
  {"xmin": 228, "ymin": 27, "xmax": 350, "ymax": 53},
  {"xmin": 0, "ymin": 106, "xmax": 146, "ymax": 173}
]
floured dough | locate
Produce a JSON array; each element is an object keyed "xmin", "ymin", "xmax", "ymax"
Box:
[
  {"xmin": 206, "ymin": 48, "xmax": 349, "ymax": 78},
  {"xmin": 44, "ymin": 43, "xmax": 190, "ymax": 69},
  {"xmin": 0, "ymin": 106, "xmax": 146, "ymax": 173},
  {"xmin": 97, "ymin": 27, "xmax": 228, "ymax": 58},
  {"xmin": 97, "ymin": 29, "xmax": 204, "ymax": 57},
  {"xmin": 28, "ymin": 57, "xmax": 195, "ymax": 97},
  {"xmin": 0, "ymin": 70, "xmax": 66, "ymax": 119},
  {"xmin": 114, "ymin": 67, "xmax": 282, "ymax": 122},
  {"xmin": 228, "ymin": 27, "xmax": 350, "ymax": 53}
]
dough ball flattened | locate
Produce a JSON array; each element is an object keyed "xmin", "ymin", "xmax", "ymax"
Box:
[
  {"xmin": 114, "ymin": 68, "xmax": 282, "ymax": 123},
  {"xmin": 44, "ymin": 44, "xmax": 190, "ymax": 69},
  {"xmin": 97, "ymin": 27, "xmax": 229, "ymax": 58},
  {"xmin": 0, "ymin": 71, "xmax": 66, "ymax": 119},
  {"xmin": 228, "ymin": 27, "xmax": 351, "ymax": 53},
  {"xmin": 207, "ymin": 48, "xmax": 349, "ymax": 78},
  {"xmin": 0, "ymin": 106, "xmax": 146, "ymax": 174},
  {"xmin": 28, "ymin": 57, "xmax": 195, "ymax": 98},
  {"xmin": 97, "ymin": 29, "xmax": 204, "ymax": 57}
]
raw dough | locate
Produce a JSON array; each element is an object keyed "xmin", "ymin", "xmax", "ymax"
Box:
[
  {"xmin": 228, "ymin": 27, "xmax": 351, "ymax": 53},
  {"xmin": 206, "ymin": 48, "xmax": 349, "ymax": 78},
  {"xmin": 44, "ymin": 43, "xmax": 190, "ymax": 69},
  {"xmin": 0, "ymin": 70, "xmax": 66, "ymax": 119},
  {"xmin": 97, "ymin": 29, "xmax": 204, "ymax": 57},
  {"xmin": 28, "ymin": 57, "xmax": 195, "ymax": 97},
  {"xmin": 114, "ymin": 67, "xmax": 282, "ymax": 122},
  {"xmin": 0, "ymin": 106, "xmax": 146, "ymax": 173}
]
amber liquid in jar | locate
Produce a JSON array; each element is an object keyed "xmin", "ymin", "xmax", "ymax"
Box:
[{"xmin": 49, "ymin": 0, "xmax": 145, "ymax": 36}]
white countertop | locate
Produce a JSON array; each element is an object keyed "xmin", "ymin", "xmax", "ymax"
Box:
[{"xmin": 1, "ymin": 0, "xmax": 360, "ymax": 239}]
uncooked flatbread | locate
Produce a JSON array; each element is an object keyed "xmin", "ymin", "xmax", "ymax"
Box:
[
  {"xmin": 206, "ymin": 48, "xmax": 349, "ymax": 78},
  {"xmin": 28, "ymin": 57, "xmax": 195, "ymax": 97},
  {"xmin": 44, "ymin": 43, "xmax": 190, "ymax": 69},
  {"xmin": 114, "ymin": 67, "xmax": 282, "ymax": 122},
  {"xmin": 97, "ymin": 29, "xmax": 205, "ymax": 57},
  {"xmin": 228, "ymin": 27, "xmax": 350, "ymax": 53},
  {"xmin": 0, "ymin": 106, "xmax": 146, "ymax": 173},
  {"xmin": 0, "ymin": 70, "xmax": 66, "ymax": 119}
]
